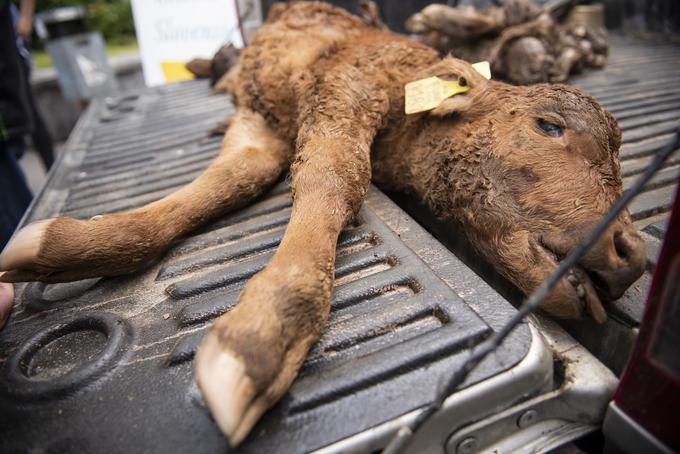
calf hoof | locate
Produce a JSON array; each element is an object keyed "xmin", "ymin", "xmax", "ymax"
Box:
[
  {"xmin": 195, "ymin": 270, "xmax": 326, "ymax": 446},
  {"xmin": 196, "ymin": 328, "xmax": 316, "ymax": 446},
  {"xmin": 0, "ymin": 220, "xmax": 50, "ymax": 272},
  {"xmin": 195, "ymin": 334, "xmax": 262, "ymax": 446}
]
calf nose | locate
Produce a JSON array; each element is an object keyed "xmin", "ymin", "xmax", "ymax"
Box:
[{"xmin": 580, "ymin": 222, "xmax": 646, "ymax": 300}]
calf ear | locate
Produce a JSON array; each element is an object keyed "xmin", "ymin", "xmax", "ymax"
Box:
[{"xmin": 428, "ymin": 58, "xmax": 495, "ymax": 118}]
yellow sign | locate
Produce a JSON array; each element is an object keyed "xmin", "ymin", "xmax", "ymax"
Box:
[{"xmin": 160, "ymin": 61, "xmax": 196, "ymax": 83}]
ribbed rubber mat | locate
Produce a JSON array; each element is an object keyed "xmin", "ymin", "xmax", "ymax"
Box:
[{"xmin": 0, "ymin": 81, "xmax": 533, "ymax": 453}]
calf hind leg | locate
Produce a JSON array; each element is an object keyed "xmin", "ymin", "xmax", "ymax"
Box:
[{"xmin": 0, "ymin": 109, "xmax": 290, "ymax": 283}]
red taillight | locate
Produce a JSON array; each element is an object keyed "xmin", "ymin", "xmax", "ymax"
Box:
[{"xmin": 611, "ymin": 178, "xmax": 680, "ymax": 452}]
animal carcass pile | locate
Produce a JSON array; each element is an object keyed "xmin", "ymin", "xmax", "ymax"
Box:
[
  {"xmin": 406, "ymin": 0, "xmax": 609, "ymax": 84},
  {"xmin": 186, "ymin": 43, "xmax": 241, "ymax": 88}
]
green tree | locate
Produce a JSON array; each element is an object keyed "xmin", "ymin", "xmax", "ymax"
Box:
[{"xmin": 30, "ymin": 0, "xmax": 135, "ymax": 44}]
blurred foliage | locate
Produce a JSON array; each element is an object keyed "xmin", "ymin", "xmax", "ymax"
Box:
[
  {"xmin": 33, "ymin": 41, "xmax": 139, "ymax": 69},
  {"xmin": 30, "ymin": 0, "xmax": 135, "ymax": 44}
]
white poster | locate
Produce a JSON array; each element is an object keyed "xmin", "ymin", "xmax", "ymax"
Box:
[{"xmin": 131, "ymin": 0, "xmax": 243, "ymax": 86}]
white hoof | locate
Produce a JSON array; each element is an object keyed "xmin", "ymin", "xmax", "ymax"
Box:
[
  {"xmin": 195, "ymin": 330, "xmax": 257, "ymax": 446},
  {"xmin": 0, "ymin": 220, "xmax": 52, "ymax": 271}
]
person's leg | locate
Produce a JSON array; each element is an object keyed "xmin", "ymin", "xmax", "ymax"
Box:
[
  {"xmin": 17, "ymin": 35, "xmax": 55, "ymax": 171},
  {"xmin": 29, "ymin": 103, "xmax": 55, "ymax": 170},
  {"xmin": 0, "ymin": 276, "xmax": 13, "ymax": 329},
  {"xmin": 0, "ymin": 139, "xmax": 33, "ymax": 250},
  {"xmin": 23, "ymin": 84, "xmax": 54, "ymax": 170}
]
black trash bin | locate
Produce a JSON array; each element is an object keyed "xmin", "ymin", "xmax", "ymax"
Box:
[{"xmin": 35, "ymin": 6, "xmax": 117, "ymax": 102}]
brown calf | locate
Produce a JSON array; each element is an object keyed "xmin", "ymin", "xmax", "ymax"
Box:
[{"xmin": 0, "ymin": 2, "xmax": 645, "ymax": 446}]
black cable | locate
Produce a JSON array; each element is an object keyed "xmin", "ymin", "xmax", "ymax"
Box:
[{"xmin": 383, "ymin": 130, "xmax": 680, "ymax": 454}]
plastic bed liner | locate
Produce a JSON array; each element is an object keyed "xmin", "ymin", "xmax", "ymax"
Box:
[{"xmin": 0, "ymin": 79, "xmax": 615, "ymax": 453}]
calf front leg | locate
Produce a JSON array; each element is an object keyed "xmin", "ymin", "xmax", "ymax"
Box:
[
  {"xmin": 195, "ymin": 132, "xmax": 373, "ymax": 446},
  {"xmin": 0, "ymin": 109, "xmax": 290, "ymax": 283}
]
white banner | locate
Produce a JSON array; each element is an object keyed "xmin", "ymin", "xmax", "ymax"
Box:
[{"xmin": 131, "ymin": 0, "xmax": 243, "ymax": 86}]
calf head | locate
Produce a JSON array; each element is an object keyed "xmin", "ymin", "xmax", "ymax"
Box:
[{"xmin": 409, "ymin": 58, "xmax": 646, "ymax": 322}]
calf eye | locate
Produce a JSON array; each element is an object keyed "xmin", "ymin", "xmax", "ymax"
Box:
[{"xmin": 538, "ymin": 119, "xmax": 563, "ymax": 137}]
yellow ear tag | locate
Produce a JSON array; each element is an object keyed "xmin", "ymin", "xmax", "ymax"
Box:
[
  {"xmin": 404, "ymin": 61, "xmax": 491, "ymax": 115},
  {"xmin": 404, "ymin": 77, "xmax": 469, "ymax": 115},
  {"xmin": 471, "ymin": 61, "xmax": 492, "ymax": 80}
]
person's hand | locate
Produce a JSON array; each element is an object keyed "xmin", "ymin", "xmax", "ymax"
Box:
[
  {"xmin": 16, "ymin": 15, "xmax": 32, "ymax": 40},
  {"xmin": 0, "ymin": 275, "xmax": 14, "ymax": 330}
]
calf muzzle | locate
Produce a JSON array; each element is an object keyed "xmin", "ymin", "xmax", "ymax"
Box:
[
  {"xmin": 543, "ymin": 220, "xmax": 647, "ymax": 302},
  {"xmin": 581, "ymin": 223, "xmax": 647, "ymax": 300}
]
